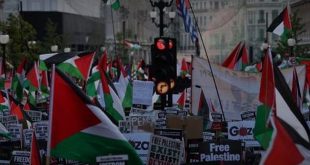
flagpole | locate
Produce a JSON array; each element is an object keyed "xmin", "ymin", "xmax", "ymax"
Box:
[
  {"xmin": 46, "ymin": 65, "xmax": 56, "ymax": 165},
  {"xmin": 110, "ymin": 4, "xmax": 117, "ymax": 58},
  {"xmin": 188, "ymin": 1, "xmax": 226, "ymax": 121}
]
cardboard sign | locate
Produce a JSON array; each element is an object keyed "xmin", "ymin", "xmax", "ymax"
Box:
[
  {"xmin": 133, "ymin": 80, "xmax": 154, "ymax": 105},
  {"xmin": 154, "ymin": 129, "xmax": 183, "ymax": 141},
  {"xmin": 123, "ymin": 132, "xmax": 152, "ymax": 164},
  {"xmin": 192, "ymin": 140, "xmax": 242, "ymax": 164},
  {"xmin": 228, "ymin": 121, "xmax": 260, "ymax": 147},
  {"xmin": 147, "ymin": 135, "xmax": 183, "ymax": 165},
  {"xmin": 23, "ymin": 129, "xmax": 33, "ymax": 148},
  {"xmin": 96, "ymin": 155, "xmax": 128, "ymax": 165},
  {"xmin": 26, "ymin": 110, "xmax": 42, "ymax": 122},
  {"xmin": 130, "ymin": 115, "xmax": 153, "ymax": 131},
  {"xmin": 33, "ymin": 121, "xmax": 48, "ymax": 140},
  {"xmin": 240, "ymin": 111, "xmax": 256, "ymax": 120},
  {"xmin": 7, "ymin": 124, "xmax": 22, "ymax": 141},
  {"xmin": 10, "ymin": 151, "xmax": 30, "ymax": 165}
]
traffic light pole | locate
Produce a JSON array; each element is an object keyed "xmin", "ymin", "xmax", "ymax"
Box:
[{"xmin": 150, "ymin": 0, "xmax": 173, "ymax": 37}]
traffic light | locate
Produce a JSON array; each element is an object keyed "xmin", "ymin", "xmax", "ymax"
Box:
[{"xmin": 150, "ymin": 37, "xmax": 177, "ymax": 95}]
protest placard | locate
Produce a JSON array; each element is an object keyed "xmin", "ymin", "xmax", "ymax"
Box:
[
  {"xmin": 154, "ymin": 129, "xmax": 183, "ymax": 141},
  {"xmin": 240, "ymin": 111, "xmax": 256, "ymax": 120},
  {"xmin": 119, "ymin": 119, "xmax": 131, "ymax": 133},
  {"xmin": 23, "ymin": 129, "xmax": 33, "ymax": 148},
  {"xmin": 26, "ymin": 110, "xmax": 42, "ymax": 122},
  {"xmin": 33, "ymin": 121, "xmax": 48, "ymax": 140},
  {"xmin": 196, "ymin": 140, "xmax": 242, "ymax": 165},
  {"xmin": 10, "ymin": 150, "xmax": 30, "ymax": 165},
  {"xmin": 123, "ymin": 132, "xmax": 152, "ymax": 164},
  {"xmin": 147, "ymin": 135, "xmax": 183, "ymax": 165},
  {"xmin": 228, "ymin": 120, "xmax": 260, "ymax": 147},
  {"xmin": 0, "ymin": 115, "xmax": 18, "ymax": 127},
  {"xmin": 96, "ymin": 155, "xmax": 128, "ymax": 165},
  {"xmin": 7, "ymin": 124, "xmax": 22, "ymax": 141},
  {"xmin": 133, "ymin": 80, "xmax": 154, "ymax": 105}
]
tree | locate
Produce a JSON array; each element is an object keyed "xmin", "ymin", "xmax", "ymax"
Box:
[
  {"xmin": 42, "ymin": 18, "xmax": 63, "ymax": 53},
  {"xmin": 276, "ymin": 10, "xmax": 309, "ymax": 57},
  {"xmin": 0, "ymin": 14, "xmax": 37, "ymax": 68}
]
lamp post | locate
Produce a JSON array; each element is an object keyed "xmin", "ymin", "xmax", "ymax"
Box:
[
  {"xmin": 150, "ymin": 0, "xmax": 175, "ymax": 36},
  {"xmin": 51, "ymin": 45, "xmax": 58, "ymax": 53},
  {"xmin": 287, "ymin": 38, "xmax": 296, "ymax": 64},
  {"xmin": 64, "ymin": 47, "xmax": 71, "ymax": 53},
  {"xmin": 0, "ymin": 34, "xmax": 10, "ymax": 79}
]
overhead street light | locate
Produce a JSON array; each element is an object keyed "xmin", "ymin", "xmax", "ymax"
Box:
[{"xmin": 0, "ymin": 34, "xmax": 10, "ymax": 79}]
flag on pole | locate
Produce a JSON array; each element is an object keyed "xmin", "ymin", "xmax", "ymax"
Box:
[
  {"xmin": 47, "ymin": 67, "xmax": 142, "ymax": 164},
  {"xmin": 176, "ymin": 0, "xmax": 198, "ymax": 43},
  {"xmin": 260, "ymin": 116, "xmax": 304, "ymax": 165},
  {"xmin": 30, "ymin": 130, "xmax": 41, "ymax": 165},
  {"xmin": 222, "ymin": 42, "xmax": 249, "ymax": 71},
  {"xmin": 254, "ymin": 48, "xmax": 275, "ymax": 149},
  {"xmin": 267, "ymin": 5, "xmax": 292, "ymax": 38}
]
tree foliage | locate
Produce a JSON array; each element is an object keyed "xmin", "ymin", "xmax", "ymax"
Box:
[
  {"xmin": 276, "ymin": 10, "xmax": 309, "ymax": 57},
  {"xmin": 42, "ymin": 18, "xmax": 63, "ymax": 53},
  {"xmin": 0, "ymin": 14, "xmax": 37, "ymax": 68}
]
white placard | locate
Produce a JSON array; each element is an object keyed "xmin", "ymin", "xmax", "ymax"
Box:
[
  {"xmin": 228, "ymin": 120, "xmax": 260, "ymax": 147},
  {"xmin": 133, "ymin": 80, "xmax": 154, "ymax": 105},
  {"xmin": 33, "ymin": 121, "xmax": 48, "ymax": 140},
  {"xmin": 123, "ymin": 132, "xmax": 152, "ymax": 164}
]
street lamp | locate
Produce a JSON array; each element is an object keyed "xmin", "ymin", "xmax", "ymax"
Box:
[
  {"xmin": 287, "ymin": 38, "xmax": 296, "ymax": 64},
  {"xmin": 64, "ymin": 47, "xmax": 71, "ymax": 53},
  {"xmin": 149, "ymin": 0, "xmax": 175, "ymax": 36},
  {"xmin": 0, "ymin": 34, "xmax": 10, "ymax": 79},
  {"xmin": 51, "ymin": 45, "xmax": 58, "ymax": 52}
]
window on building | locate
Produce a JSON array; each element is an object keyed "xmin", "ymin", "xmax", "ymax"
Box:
[
  {"xmin": 259, "ymin": 29, "xmax": 265, "ymax": 41},
  {"xmin": 204, "ymin": 16, "xmax": 207, "ymax": 26},
  {"xmin": 204, "ymin": 2, "xmax": 206, "ymax": 9},
  {"xmin": 215, "ymin": 2, "xmax": 219, "ymax": 10},
  {"xmin": 248, "ymin": 11, "xmax": 254, "ymax": 24},
  {"xmin": 272, "ymin": 10, "xmax": 278, "ymax": 20},
  {"xmin": 258, "ymin": 10, "xmax": 265, "ymax": 24}
]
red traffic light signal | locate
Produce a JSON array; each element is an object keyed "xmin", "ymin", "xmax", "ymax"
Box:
[{"xmin": 151, "ymin": 37, "xmax": 177, "ymax": 95}]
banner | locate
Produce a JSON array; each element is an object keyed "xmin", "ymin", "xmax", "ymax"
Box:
[{"xmin": 191, "ymin": 56, "xmax": 306, "ymax": 120}]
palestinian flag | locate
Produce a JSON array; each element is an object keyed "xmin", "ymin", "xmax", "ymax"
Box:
[
  {"xmin": 117, "ymin": 58, "xmax": 132, "ymax": 109},
  {"xmin": 222, "ymin": 41, "xmax": 249, "ymax": 71},
  {"xmin": 180, "ymin": 58, "xmax": 189, "ymax": 77},
  {"xmin": 267, "ymin": 5, "xmax": 292, "ymax": 39},
  {"xmin": 254, "ymin": 48, "xmax": 275, "ymax": 149},
  {"xmin": 30, "ymin": 130, "xmax": 41, "ymax": 165},
  {"xmin": 260, "ymin": 116, "xmax": 304, "ymax": 165},
  {"xmin": 177, "ymin": 90, "xmax": 186, "ymax": 109},
  {"xmin": 48, "ymin": 67, "xmax": 142, "ymax": 164},
  {"xmin": 0, "ymin": 90, "xmax": 9, "ymax": 111},
  {"xmin": 291, "ymin": 67, "xmax": 302, "ymax": 112},
  {"xmin": 57, "ymin": 52, "xmax": 95, "ymax": 80},
  {"xmin": 25, "ymin": 62, "xmax": 40, "ymax": 91},
  {"xmin": 97, "ymin": 54, "xmax": 125, "ymax": 123}
]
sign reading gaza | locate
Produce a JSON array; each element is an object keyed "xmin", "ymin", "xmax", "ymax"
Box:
[{"xmin": 197, "ymin": 140, "xmax": 242, "ymax": 165}]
